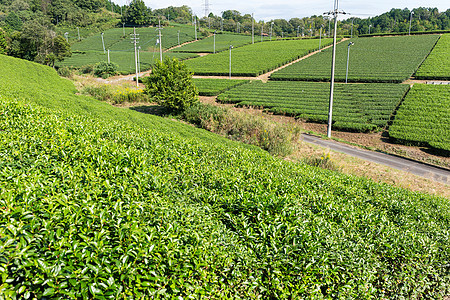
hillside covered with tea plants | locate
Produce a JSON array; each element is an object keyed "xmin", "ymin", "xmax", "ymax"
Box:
[{"xmin": 0, "ymin": 54, "xmax": 449, "ymax": 298}]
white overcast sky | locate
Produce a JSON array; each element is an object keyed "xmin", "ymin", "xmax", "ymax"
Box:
[{"xmin": 115, "ymin": 0, "xmax": 449, "ymax": 21}]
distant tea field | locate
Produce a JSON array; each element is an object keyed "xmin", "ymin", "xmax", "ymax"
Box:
[
  {"xmin": 415, "ymin": 34, "xmax": 450, "ymax": 80},
  {"xmin": 270, "ymin": 35, "xmax": 439, "ymax": 83}
]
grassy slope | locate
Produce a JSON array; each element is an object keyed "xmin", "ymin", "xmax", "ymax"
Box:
[{"xmin": 0, "ymin": 54, "xmax": 449, "ymax": 298}]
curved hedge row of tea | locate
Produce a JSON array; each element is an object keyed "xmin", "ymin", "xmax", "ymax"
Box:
[
  {"xmin": 389, "ymin": 84, "xmax": 450, "ymax": 152},
  {"xmin": 415, "ymin": 34, "xmax": 450, "ymax": 80},
  {"xmin": 173, "ymin": 33, "xmax": 254, "ymax": 53},
  {"xmin": 1, "ymin": 55, "xmax": 449, "ymax": 298},
  {"xmin": 193, "ymin": 78, "xmax": 250, "ymax": 96},
  {"xmin": 184, "ymin": 39, "xmax": 333, "ymax": 77},
  {"xmin": 217, "ymin": 81, "xmax": 410, "ymax": 132},
  {"xmin": 270, "ymin": 35, "xmax": 439, "ymax": 83}
]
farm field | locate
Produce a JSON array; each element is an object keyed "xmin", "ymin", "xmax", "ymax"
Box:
[
  {"xmin": 217, "ymin": 81, "xmax": 410, "ymax": 132},
  {"xmin": 173, "ymin": 33, "xmax": 253, "ymax": 53},
  {"xmin": 270, "ymin": 35, "xmax": 439, "ymax": 83},
  {"xmin": 58, "ymin": 51, "xmax": 198, "ymax": 74},
  {"xmin": 1, "ymin": 54, "xmax": 450, "ymax": 298},
  {"xmin": 389, "ymin": 84, "xmax": 450, "ymax": 152},
  {"xmin": 193, "ymin": 78, "xmax": 249, "ymax": 95},
  {"xmin": 415, "ymin": 34, "xmax": 450, "ymax": 80},
  {"xmin": 184, "ymin": 38, "xmax": 333, "ymax": 76},
  {"xmin": 72, "ymin": 24, "xmax": 197, "ymax": 52}
]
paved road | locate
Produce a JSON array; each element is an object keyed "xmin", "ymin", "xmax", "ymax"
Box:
[{"xmin": 302, "ymin": 134, "xmax": 449, "ymax": 185}]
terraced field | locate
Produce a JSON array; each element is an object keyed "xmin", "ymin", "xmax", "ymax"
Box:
[
  {"xmin": 193, "ymin": 78, "xmax": 250, "ymax": 96},
  {"xmin": 389, "ymin": 84, "xmax": 450, "ymax": 152},
  {"xmin": 173, "ymin": 33, "xmax": 253, "ymax": 53},
  {"xmin": 270, "ymin": 35, "xmax": 439, "ymax": 83},
  {"xmin": 415, "ymin": 34, "xmax": 450, "ymax": 80},
  {"xmin": 1, "ymin": 54, "xmax": 449, "ymax": 298},
  {"xmin": 184, "ymin": 38, "xmax": 333, "ymax": 76},
  {"xmin": 218, "ymin": 81, "xmax": 410, "ymax": 132}
]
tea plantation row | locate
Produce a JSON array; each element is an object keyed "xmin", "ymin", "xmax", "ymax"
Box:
[
  {"xmin": 217, "ymin": 81, "xmax": 410, "ymax": 132},
  {"xmin": 415, "ymin": 34, "xmax": 450, "ymax": 80},
  {"xmin": 389, "ymin": 84, "xmax": 450, "ymax": 152},
  {"xmin": 193, "ymin": 78, "xmax": 249, "ymax": 96},
  {"xmin": 184, "ymin": 39, "xmax": 333, "ymax": 77},
  {"xmin": 173, "ymin": 33, "xmax": 254, "ymax": 53},
  {"xmin": 1, "ymin": 54, "xmax": 450, "ymax": 298},
  {"xmin": 270, "ymin": 35, "xmax": 439, "ymax": 83}
]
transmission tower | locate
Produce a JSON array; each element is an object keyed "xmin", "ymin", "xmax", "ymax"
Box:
[{"xmin": 202, "ymin": 0, "xmax": 210, "ymax": 17}]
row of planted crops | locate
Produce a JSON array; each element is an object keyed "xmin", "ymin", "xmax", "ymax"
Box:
[
  {"xmin": 2, "ymin": 52, "xmax": 450, "ymax": 299},
  {"xmin": 188, "ymin": 33, "xmax": 449, "ymax": 153}
]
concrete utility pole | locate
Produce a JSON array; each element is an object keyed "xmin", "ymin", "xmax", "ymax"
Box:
[
  {"xmin": 157, "ymin": 20, "xmax": 163, "ymax": 62},
  {"xmin": 345, "ymin": 42, "xmax": 354, "ymax": 83},
  {"xmin": 270, "ymin": 22, "xmax": 274, "ymax": 41},
  {"xmin": 107, "ymin": 49, "xmax": 110, "ymax": 63},
  {"xmin": 297, "ymin": 25, "xmax": 300, "ymax": 37},
  {"xmin": 369, "ymin": 24, "xmax": 372, "ymax": 34},
  {"xmin": 319, "ymin": 26, "xmax": 323, "ymax": 50},
  {"xmin": 409, "ymin": 11, "xmax": 414, "ymax": 35},
  {"xmin": 261, "ymin": 21, "xmax": 264, "ymax": 42},
  {"xmin": 194, "ymin": 16, "xmax": 198, "ymax": 40},
  {"xmin": 177, "ymin": 30, "xmax": 180, "ymax": 45},
  {"xmin": 138, "ymin": 46, "xmax": 141, "ymax": 73},
  {"xmin": 229, "ymin": 45, "xmax": 233, "ymax": 79},
  {"xmin": 131, "ymin": 27, "xmax": 139, "ymax": 87},
  {"xmin": 101, "ymin": 32, "xmax": 105, "ymax": 53},
  {"xmin": 213, "ymin": 30, "xmax": 216, "ymax": 53},
  {"xmin": 77, "ymin": 27, "xmax": 80, "ymax": 41},
  {"xmin": 64, "ymin": 32, "xmax": 69, "ymax": 43},
  {"xmin": 252, "ymin": 13, "xmax": 254, "ymax": 44},
  {"xmin": 324, "ymin": 0, "xmax": 346, "ymax": 138}
]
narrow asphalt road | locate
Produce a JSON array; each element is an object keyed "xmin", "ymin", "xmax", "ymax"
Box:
[{"xmin": 302, "ymin": 134, "xmax": 449, "ymax": 185}]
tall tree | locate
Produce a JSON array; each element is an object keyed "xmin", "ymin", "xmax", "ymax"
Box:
[{"xmin": 123, "ymin": 0, "xmax": 151, "ymax": 25}]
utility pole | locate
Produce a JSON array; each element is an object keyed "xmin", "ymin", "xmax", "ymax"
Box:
[
  {"xmin": 64, "ymin": 32, "xmax": 69, "ymax": 43},
  {"xmin": 107, "ymin": 49, "xmax": 110, "ymax": 63},
  {"xmin": 229, "ymin": 45, "xmax": 233, "ymax": 79},
  {"xmin": 194, "ymin": 16, "xmax": 198, "ymax": 40},
  {"xmin": 213, "ymin": 31, "xmax": 216, "ymax": 53},
  {"xmin": 261, "ymin": 21, "xmax": 264, "ymax": 42},
  {"xmin": 270, "ymin": 22, "xmax": 274, "ymax": 41},
  {"xmin": 177, "ymin": 30, "xmax": 180, "ymax": 45},
  {"xmin": 345, "ymin": 42, "xmax": 354, "ymax": 83},
  {"xmin": 77, "ymin": 27, "xmax": 80, "ymax": 41},
  {"xmin": 252, "ymin": 13, "xmax": 254, "ymax": 44},
  {"xmin": 123, "ymin": 23, "xmax": 125, "ymax": 36},
  {"xmin": 324, "ymin": 0, "xmax": 346, "ymax": 138},
  {"xmin": 351, "ymin": 18, "xmax": 354, "ymax": 38},
  {"xmin": 319, "ymin": 26, "xmax": 322, "ymax": 50},
  {"xmin": 409, "ymin": 11, "xmax": 414, "ymax": 35},
  {"xmin": 297, "ymin": 25, "xmax": 300, "ymax": 38},
  {"xmin": 138, "ymin": 46, "xmax": 141, "ymax": 73},
  {"xmin": 131, "ymin": 27, "xmax": 139, "ymax": 87},
  {"xmin": 101, "ymin": 32, "xmax": 105, "ymax": 54},
  {"xmin": 157, "ymin": 20, "xmax": 163, "ymax": 62}
]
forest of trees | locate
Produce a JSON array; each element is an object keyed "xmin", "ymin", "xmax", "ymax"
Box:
[{"xmin": 0, "ymin": 0, "xmax": 449, "ymax": 66}]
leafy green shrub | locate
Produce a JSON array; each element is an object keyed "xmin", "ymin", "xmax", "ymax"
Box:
[
  {"xmin": 57, "ymin": 66, "xmax": 72, "ymax": 78},
  {"xmin": 304, "ymin": 152, "xmax": 341, "ymax": 171},
  {"xmin": 143, "ymin": 57, "xmax": 198, "ymax": 112},
  {"xmin": 93, "ymin": 61, "xmax": 118, "ymax": 78},
  {"xmin": 183, "ymin": 103, "xmax": 301, "ymax": 156},
  {"xmin": 79, "ymin": 64, "xmax": 94, "ymax": 74}
]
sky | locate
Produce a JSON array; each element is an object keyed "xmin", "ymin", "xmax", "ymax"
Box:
[{"xmin": 115, "ymin": 0, "xmax": 449, "ymax": 21}]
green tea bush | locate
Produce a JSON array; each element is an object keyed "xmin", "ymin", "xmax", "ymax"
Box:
[
  {"xmin": 57, "ymin": 66, "xmax": 72, "ymax": 78},
  {"xmin": 93, "ymin": 61, "xmax": 118, "ymax": 78},
  {"xmin": 0, "ymin": 54, "xmax": 449, "ymax": 298},
  {"xmin": 143, "ymin": 57, "xmax": 198, "ymax": 111}
]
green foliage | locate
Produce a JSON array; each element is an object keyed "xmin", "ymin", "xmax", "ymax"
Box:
[
  {"xmin": 185, "ymin": 39, "xmax": 334, "ymax": 77},
  {"xmin": 415, "ymin": 34, "xmax": 450, "ymax": 80},
  {"xmin": 5, "ymin": 11, "xmax": 22, "ymax": 31},
  {"xmin": 143, "ymin": 57, "xmax": 198, "ymax": 111},
  {"xmin": 193, "ymin": 78, "xmax": 249, "ymax": 96},
  {"xmin": 303, "ymin": 152, "xmax": 341, "ymax": 171},
  {"xmin": 173, "ymin": 33, "xmax": 254, "ymax": 53},
  {"xmin": 57, "ymin": 66, "xmax": 72, "ymax": 77},
  {"xmin": 122, "ymin": 0, "xmax": 151, "ymax": 26},
  {"xmin": 389, "ymin": 84, "xmax": 450, "ymax": 152},
  {"xmin": 93, "ymin": 61, "xmax": 118, "ymax": 78},
  {"xmin": 271, "ymin": 35, "xmax": 440, "ymax": 83},
  {"xmin": 81, "ymin": 84, "xmax": 151, "ymax": 104},
  {"xmin": 0, "ymin": 28, "xmax": 7, "ymax": 54},
  {"xmin": 183, "ymin": 103, "xmax": 301, "ymax": 156},
  {"xmin": 0, "ymin": 51, "xmax": 450, "ymax": 299},
  {"xmin": 218, "ymin": 81, "xmax": 409, "ymax": 132}
]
